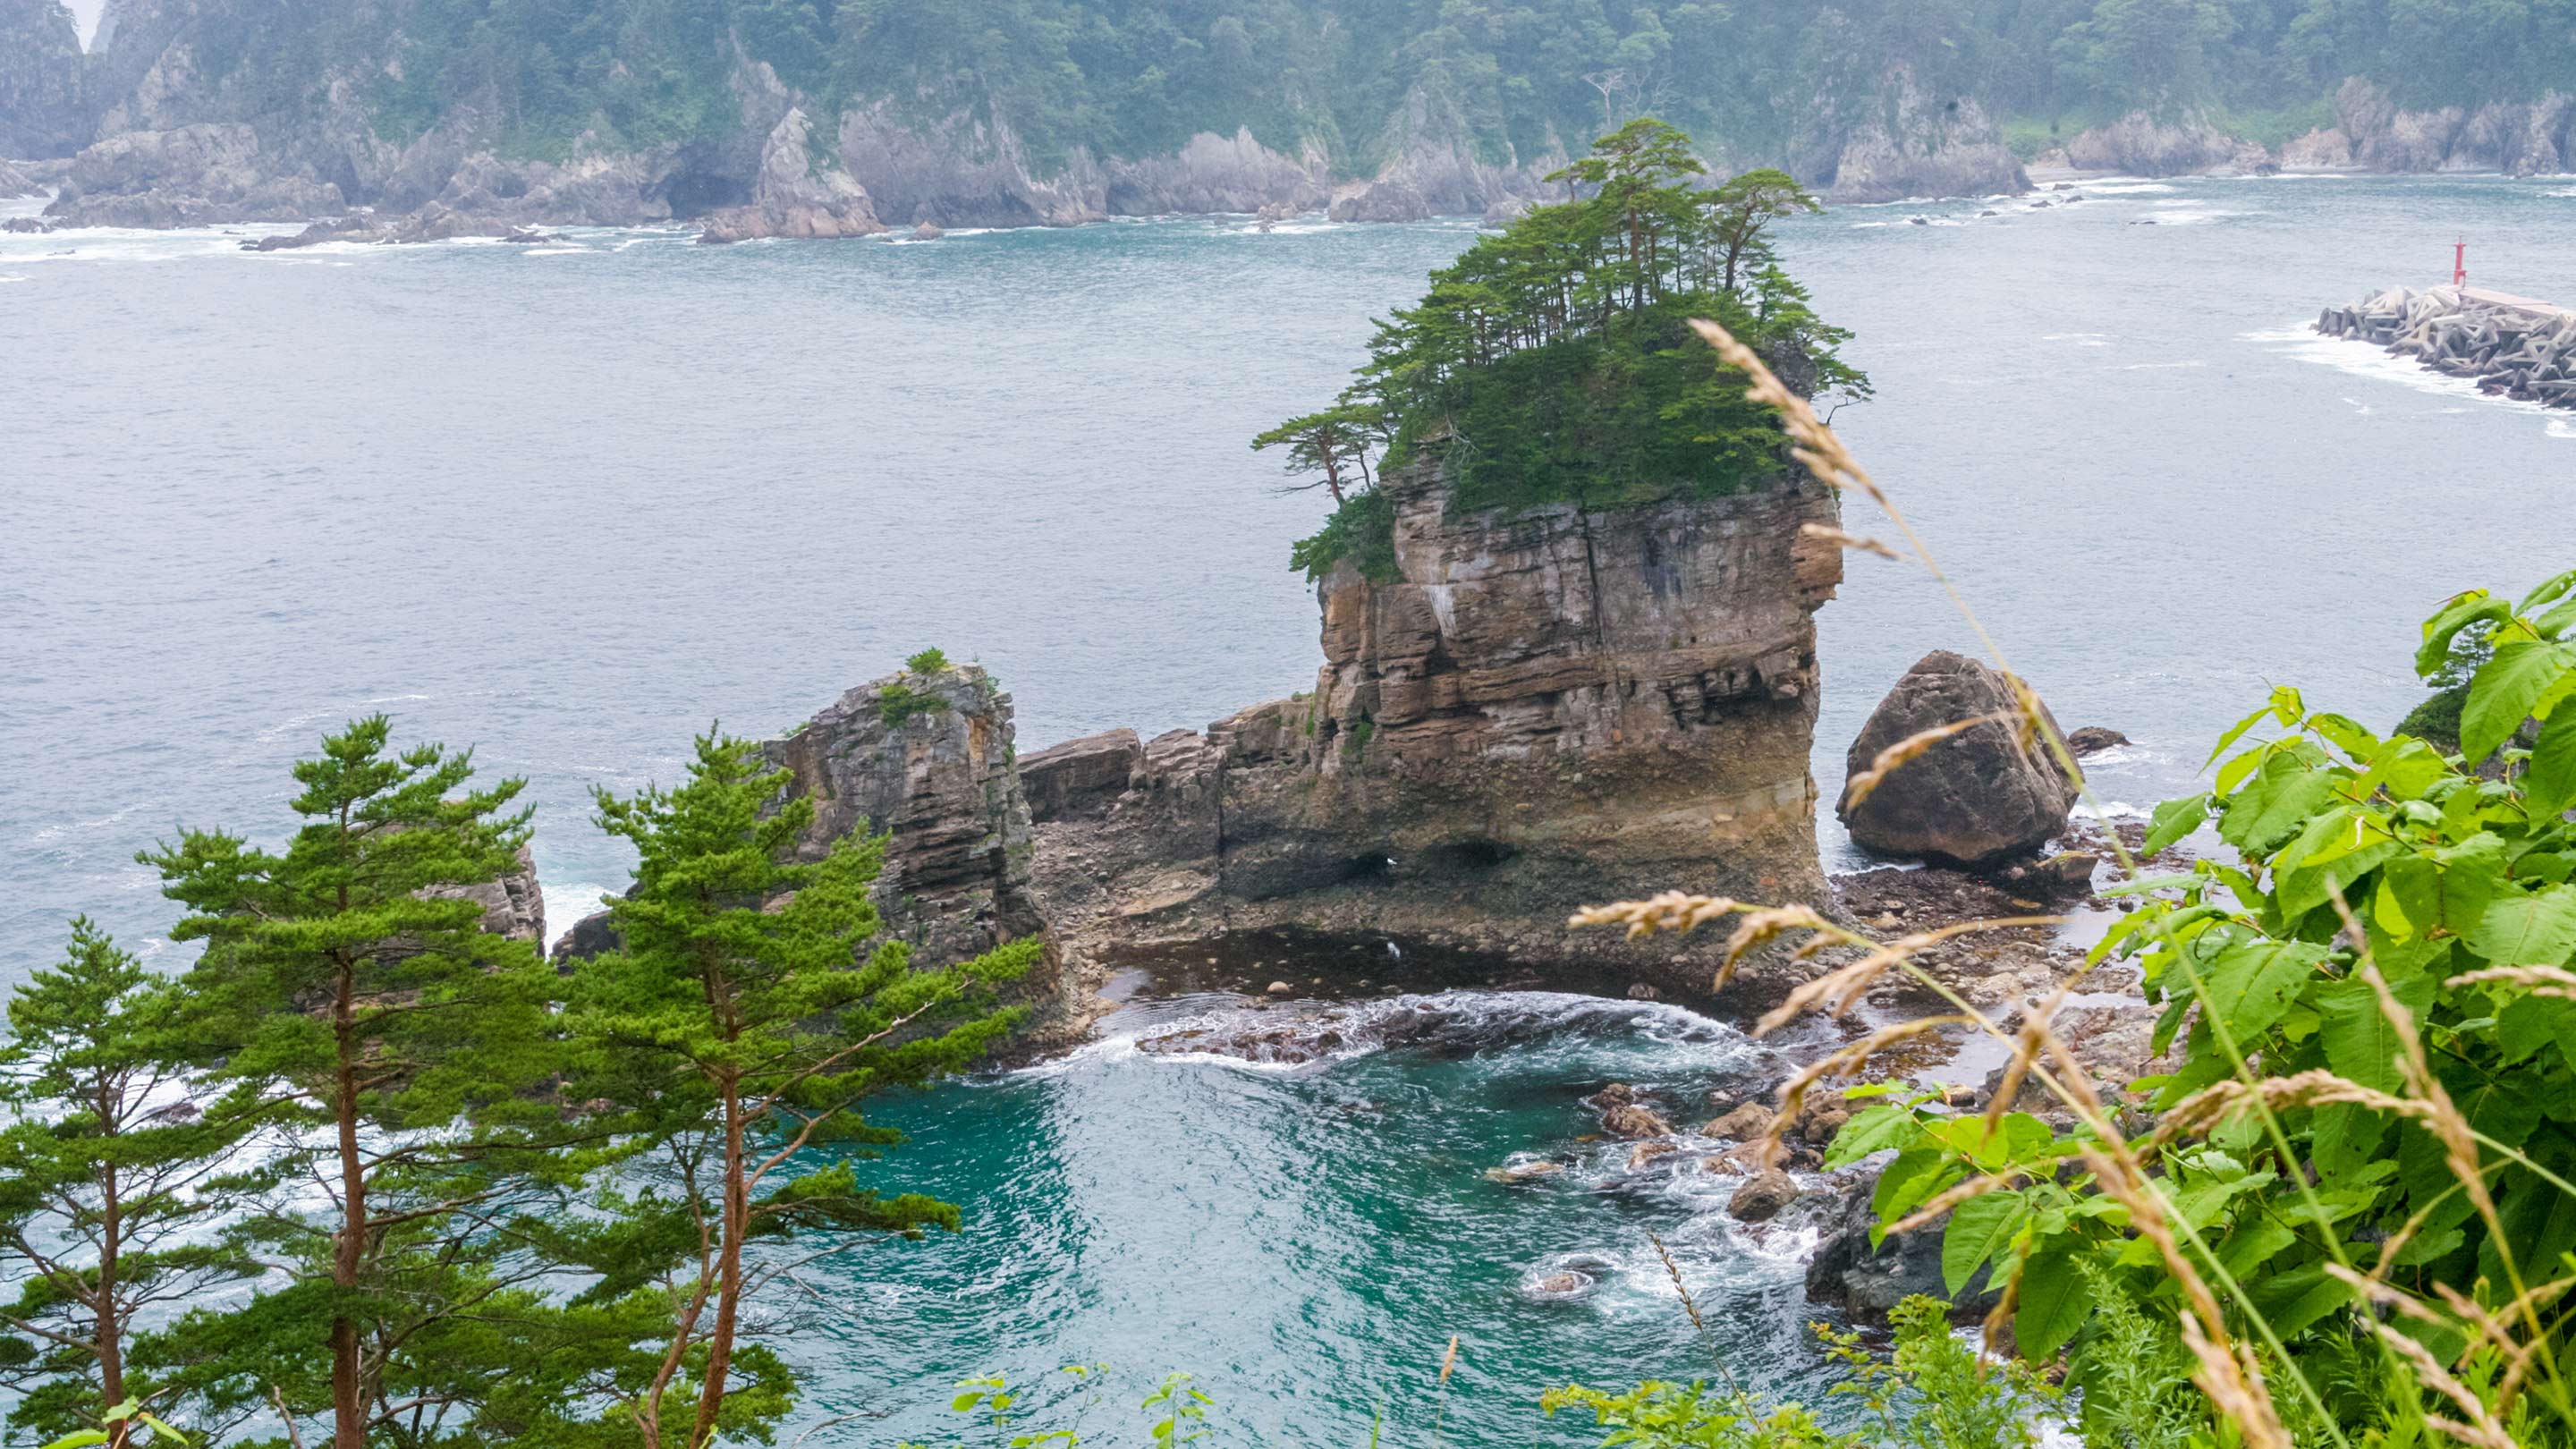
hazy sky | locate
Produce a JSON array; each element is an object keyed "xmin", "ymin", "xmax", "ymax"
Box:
[{"xmin": 65, "ymin": 0, "xmax": 103, "ymax": 47}]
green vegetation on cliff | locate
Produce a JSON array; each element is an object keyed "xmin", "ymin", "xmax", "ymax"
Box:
[
  {"xmin": 120, "ymin": 0, "xmax": 2576, "ymax": 173},
  {"xmin": 1272, "ymin": 120, "xmax": 1865, "ymax": 581}
]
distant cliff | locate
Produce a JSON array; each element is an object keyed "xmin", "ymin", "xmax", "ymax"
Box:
[
  {"xmin": 11, "ymin": 0, "xmax": 2032, "ymax": 234},
  {"xmin": 2046, "ymin": 80, "xmax": 2576, "ymax": 178},
  {"xmin": 1021, "ymin": 436, "xmax": 1843, "ymax": 1001},
  {"xmin": 0, "ymin": 0, "xmax": 82, "ymax": 158}
]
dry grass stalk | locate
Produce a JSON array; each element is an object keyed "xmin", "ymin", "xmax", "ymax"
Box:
[
  {"xmin": 1758, "ymin": 1017, "xmax": 1968, "ymax": 1167},
  {"xmin": 2178, "ymin": 1315, "xmax": 2296, "ymax": 1449},
  {"xmin": 2322, "ymin": 1263, "xmax": 2445, "ymax": 1326},
  {"xmin": 2078, "ymin": 1140, "xmax": 2295, "ymax": 1448},
  {"xmin": 2446, "ymin": 963, "xmax": 2576, "ymax": 1000},
  {"xmin": 2144, "ymin": 1069, "xmax": 2429, "ymax": 1150},
  {"xmin": 1843, "ymin": 715, "xmax": 2007, "ymax": 809},
  {"xmin": 1886, "ymin": 1169, "xmax": 2029, "ymax": 1238},
  {"xmin": 1566, "ymin": 890, "xmax": 1746, "ymax": 939},
  {"xmin": 2367, "ymin": 1320, "xmax": 2521, "ymax": 1449},
  {"xmin": 2358, "ymin": 962, "xmax": 2500, "ymax": 1231},
  {"xmin": 1688, "ymin": 318, "xmax": 1893, "ymax": 515},
  {"xmin": 1720, "ymin": 905, "xmax": 1840, "ymax": 989},
  {"xmin": 1981, "ymin": 1263, "xmax": 2022, "ymax": 1358},
  {"xmin": 1798, "ymin": 521, "xmax": 1901, "ymax": 560}
]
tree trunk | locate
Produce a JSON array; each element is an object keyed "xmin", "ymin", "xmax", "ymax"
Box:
[
  {"xmin": 690, "ymin": 1070, "xmax": 747, "ymax": 1448},
  {"xmin": 331, "ymin": 956, "xmax": 367, "ymax": 1449},
  {"xmin": 98, "ymin": 1153, "xmax": 124, "ymax": 1446}
]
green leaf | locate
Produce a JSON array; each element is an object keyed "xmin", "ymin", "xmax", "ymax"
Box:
[
  {"xmin": 2309, "ymin": 712, "xmax": 2380, "ymax": 759},
  {"xmin": 2526, "ymin": 702, "xmax": 2576, "ymax": 823},
  {"xmin": 2418, "ymin": 589, "xmax": 2507, "ymax": 675},
  {"xmin": 2247, "ymin": 1263, "xmax": 2356, "ymax": 1339},
  {"xmin": 2217, "ymin": 749, "xmax": 2338, "ymax": 856},
  {"xmin": 2196, "ymin": 937, "xmax": 2332, "ymax": 1046},
  {"xmin": 1941, "ymin": 1190, "xmax": 2026, "ymax": 1297},
  {"xmin": 2142, "ymin": 794, "xmax": 2210, "ymax": 857},
  {"xmin": 2317, "ymin": 974, "xmax": 2430, "ymax": 1093},
  {"xmin": 2462, "ymin": 640, "xmax": 2576, "ymax": 763},
  {"xmin": 1826, "ymin": 1103, "xmax": 1922, "ymax": 1165},
  {"xmin": 2204, "ymin": 702, "xmax": 2275, "ymax": 768},
  {"xmin": 2465, "ymin": 886, "xmax": 2576, "ymax": 966},
  {"xmin": 2496, "ymin": 993, "xmax": 2576, "ymax": 1066},
  {"xmin": 2519, "ymin": 568, "xmax": 2576, "ymax": 614},
  {"xmin": 2012, "ymin": 1243, "xmax": 2095, "ymax": 1361}
]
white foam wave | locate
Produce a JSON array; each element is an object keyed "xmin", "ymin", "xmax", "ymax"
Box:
[
  {"xmin": 1047, "ymin": 988, "xmax": 1752, "ymax": 1078},
  {"xmin": 519, "ymin": 247, "xmax": 592, "ymax": 256},
  {"xmin": 0, "ymin": 274, "xmax": 24, "ymax": 283},
  {"xmin": 540, "ymin": 881, "xmax": 611, "ymax": 950},
  {"xmin": 2074, "ymin": 180, "xmax": 2177, "ymax": 196},
  {"xmin": 2044, "ymin": 333, "xmax": 2114, "ymax": 347},
  {"xmin": 2119, "ymin": 360, "xmax": 2205, "ymax": 370},
  {"xmin": 2252, "ymin": 325, "xmax": 2576, "ymax": 430}
]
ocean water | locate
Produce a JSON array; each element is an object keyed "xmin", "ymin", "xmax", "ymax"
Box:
[{"xmin": 5, "ymin": 173, "xmax": 2574, "ymax": 1437}]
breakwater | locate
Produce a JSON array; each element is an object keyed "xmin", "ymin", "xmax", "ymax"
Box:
[{"xmin": 2316, "ymin": 284, "xmax": 2576, "ymax": 408}]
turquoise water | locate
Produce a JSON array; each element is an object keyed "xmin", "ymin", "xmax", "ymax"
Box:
[
  {"xmin": 8, "ymin": 173, "xmax": 2576, "ymax": 1437},
  {"xmin": 810, "ymin": 984, "xmax": 1835, "ymax": 1445}
]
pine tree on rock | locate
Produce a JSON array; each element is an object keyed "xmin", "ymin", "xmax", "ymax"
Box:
[
  {"xmin": 564, "ymin": 731, "xmax": 1039, "ymax": 1449},
  {"xmin": 141, "ymin": 717, "xmax": 564, "ymax": 1449},
  {"xmin": 0, "ymin": 919, "xmax": 256, "ymax": 1447}
]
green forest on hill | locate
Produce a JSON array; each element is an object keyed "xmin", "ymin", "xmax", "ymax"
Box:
[{"xmin": 159, "ymin": 0, "xmax": 2576, "ymax": 168}]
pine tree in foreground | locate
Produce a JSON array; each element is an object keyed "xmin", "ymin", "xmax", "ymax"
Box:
[
  {"xmin": 0, "ymin": 919, "xmax": 256, "ymax": 1447},
  {"xmin": 558, "ymin": 731, "xmax": 1039, "ymax": 1449},
  {"xmin": 141, "ymin": 717, "xmax": 568, "ymax": 1449}
]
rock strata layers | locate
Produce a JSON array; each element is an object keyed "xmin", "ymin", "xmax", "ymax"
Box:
[
  {"xmin": 1025, "ymin": 437, "xmax": 1843, "ymax": 1003},
  {"xmin": 761, "ymin": 664, "xmax": 1050, "ymax": 974}
]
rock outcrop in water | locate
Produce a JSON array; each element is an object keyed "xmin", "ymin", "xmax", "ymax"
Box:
[
  {"xmin": 554, "ymin": 663, "xmax": 1064, "ymax": 1021},
  {"xmin": 1837, "ymin": 650, "xmax": 2079, "ymax": 869},
  {"xmin": 760, "ymin": 663, "xmax": 1051, "ymax": 977},
  {"xmin": 1024, "ymin": 436, "xmax": 1842, "ymax": 1002}
]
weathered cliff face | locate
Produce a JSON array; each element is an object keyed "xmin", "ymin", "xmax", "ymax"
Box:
[
  {"xmin": 698, "ymin": 105, "xmax": 883, "ymax": 243},
  {"xmin": 2061, "ymin": 110, "xmax": 2267, "ymax": 176},
  {"xmin": 760, "ymin": 665, "xmax": 1049, "ymax": 975},
  {"xmin": 1795, "ymin": 64, "xmax": 2030, "ymax": 202},
  {"xmin": 0, "ymin": 0, "xmax": 85, "ymax": 159},
  {"xmin": 2059, "ymin": 80, "xmax": 2575, "ymax": 178},
  {"xmin": 1025, "ymin": 442, "xmax": 1843, "ymax": 1002}
]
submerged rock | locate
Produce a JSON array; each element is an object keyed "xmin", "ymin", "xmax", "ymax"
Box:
[
  {"xmin": 2065, "ymin": 725, "xmax": 2130, "ymax": 755},
  {"xmin": 1837, "ymin": 650, "xmax": 2079, "ymax": 868}
]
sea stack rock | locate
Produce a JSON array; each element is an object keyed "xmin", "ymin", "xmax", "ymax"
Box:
[
  {"xmin": 761, "ymin": 662, "xmax": 1049, "ymax": 972},
  {"xmin": 1024, "ymin": 430, "xmax": 1843, "ymax": 999},
  {"xmin": 1837, "ymin": 650, "xmax": 2077, "ymax": 868}
]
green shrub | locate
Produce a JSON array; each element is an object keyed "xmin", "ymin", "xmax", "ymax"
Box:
[
  {"xmin": 908, "ymin": 647, "xmax": 952, "ymax": 674},
  {"xmin": 878, "ymin": 681, "xmax": 950, "ymax": 726}
]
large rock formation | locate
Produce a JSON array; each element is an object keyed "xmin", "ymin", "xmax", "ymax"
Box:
[
  {"xmin": 0, "ymin": 0, "xmax": 84, "ymax": 159},
  {"xmin": 1836, "ymin": 650, "xmax": 2078, "ymax": 869},
  {"xmin": 1796, "ymin": 63, "xmax": 2029, "ymax": 202},
  {"xmin": 2063, "ymin": 110, "xmax": 2265, "ymax": 175},
  {"xmin": 1025, "ymin": 436, "xmax": 1843, "ymax": 1001},
  {"xmin": 697, "ymin": 106, "xmax": 884, "ymax": 243},
  {"xmin": 761, "ymin": 663, "xmax": 1050, "ymax": 975}
]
